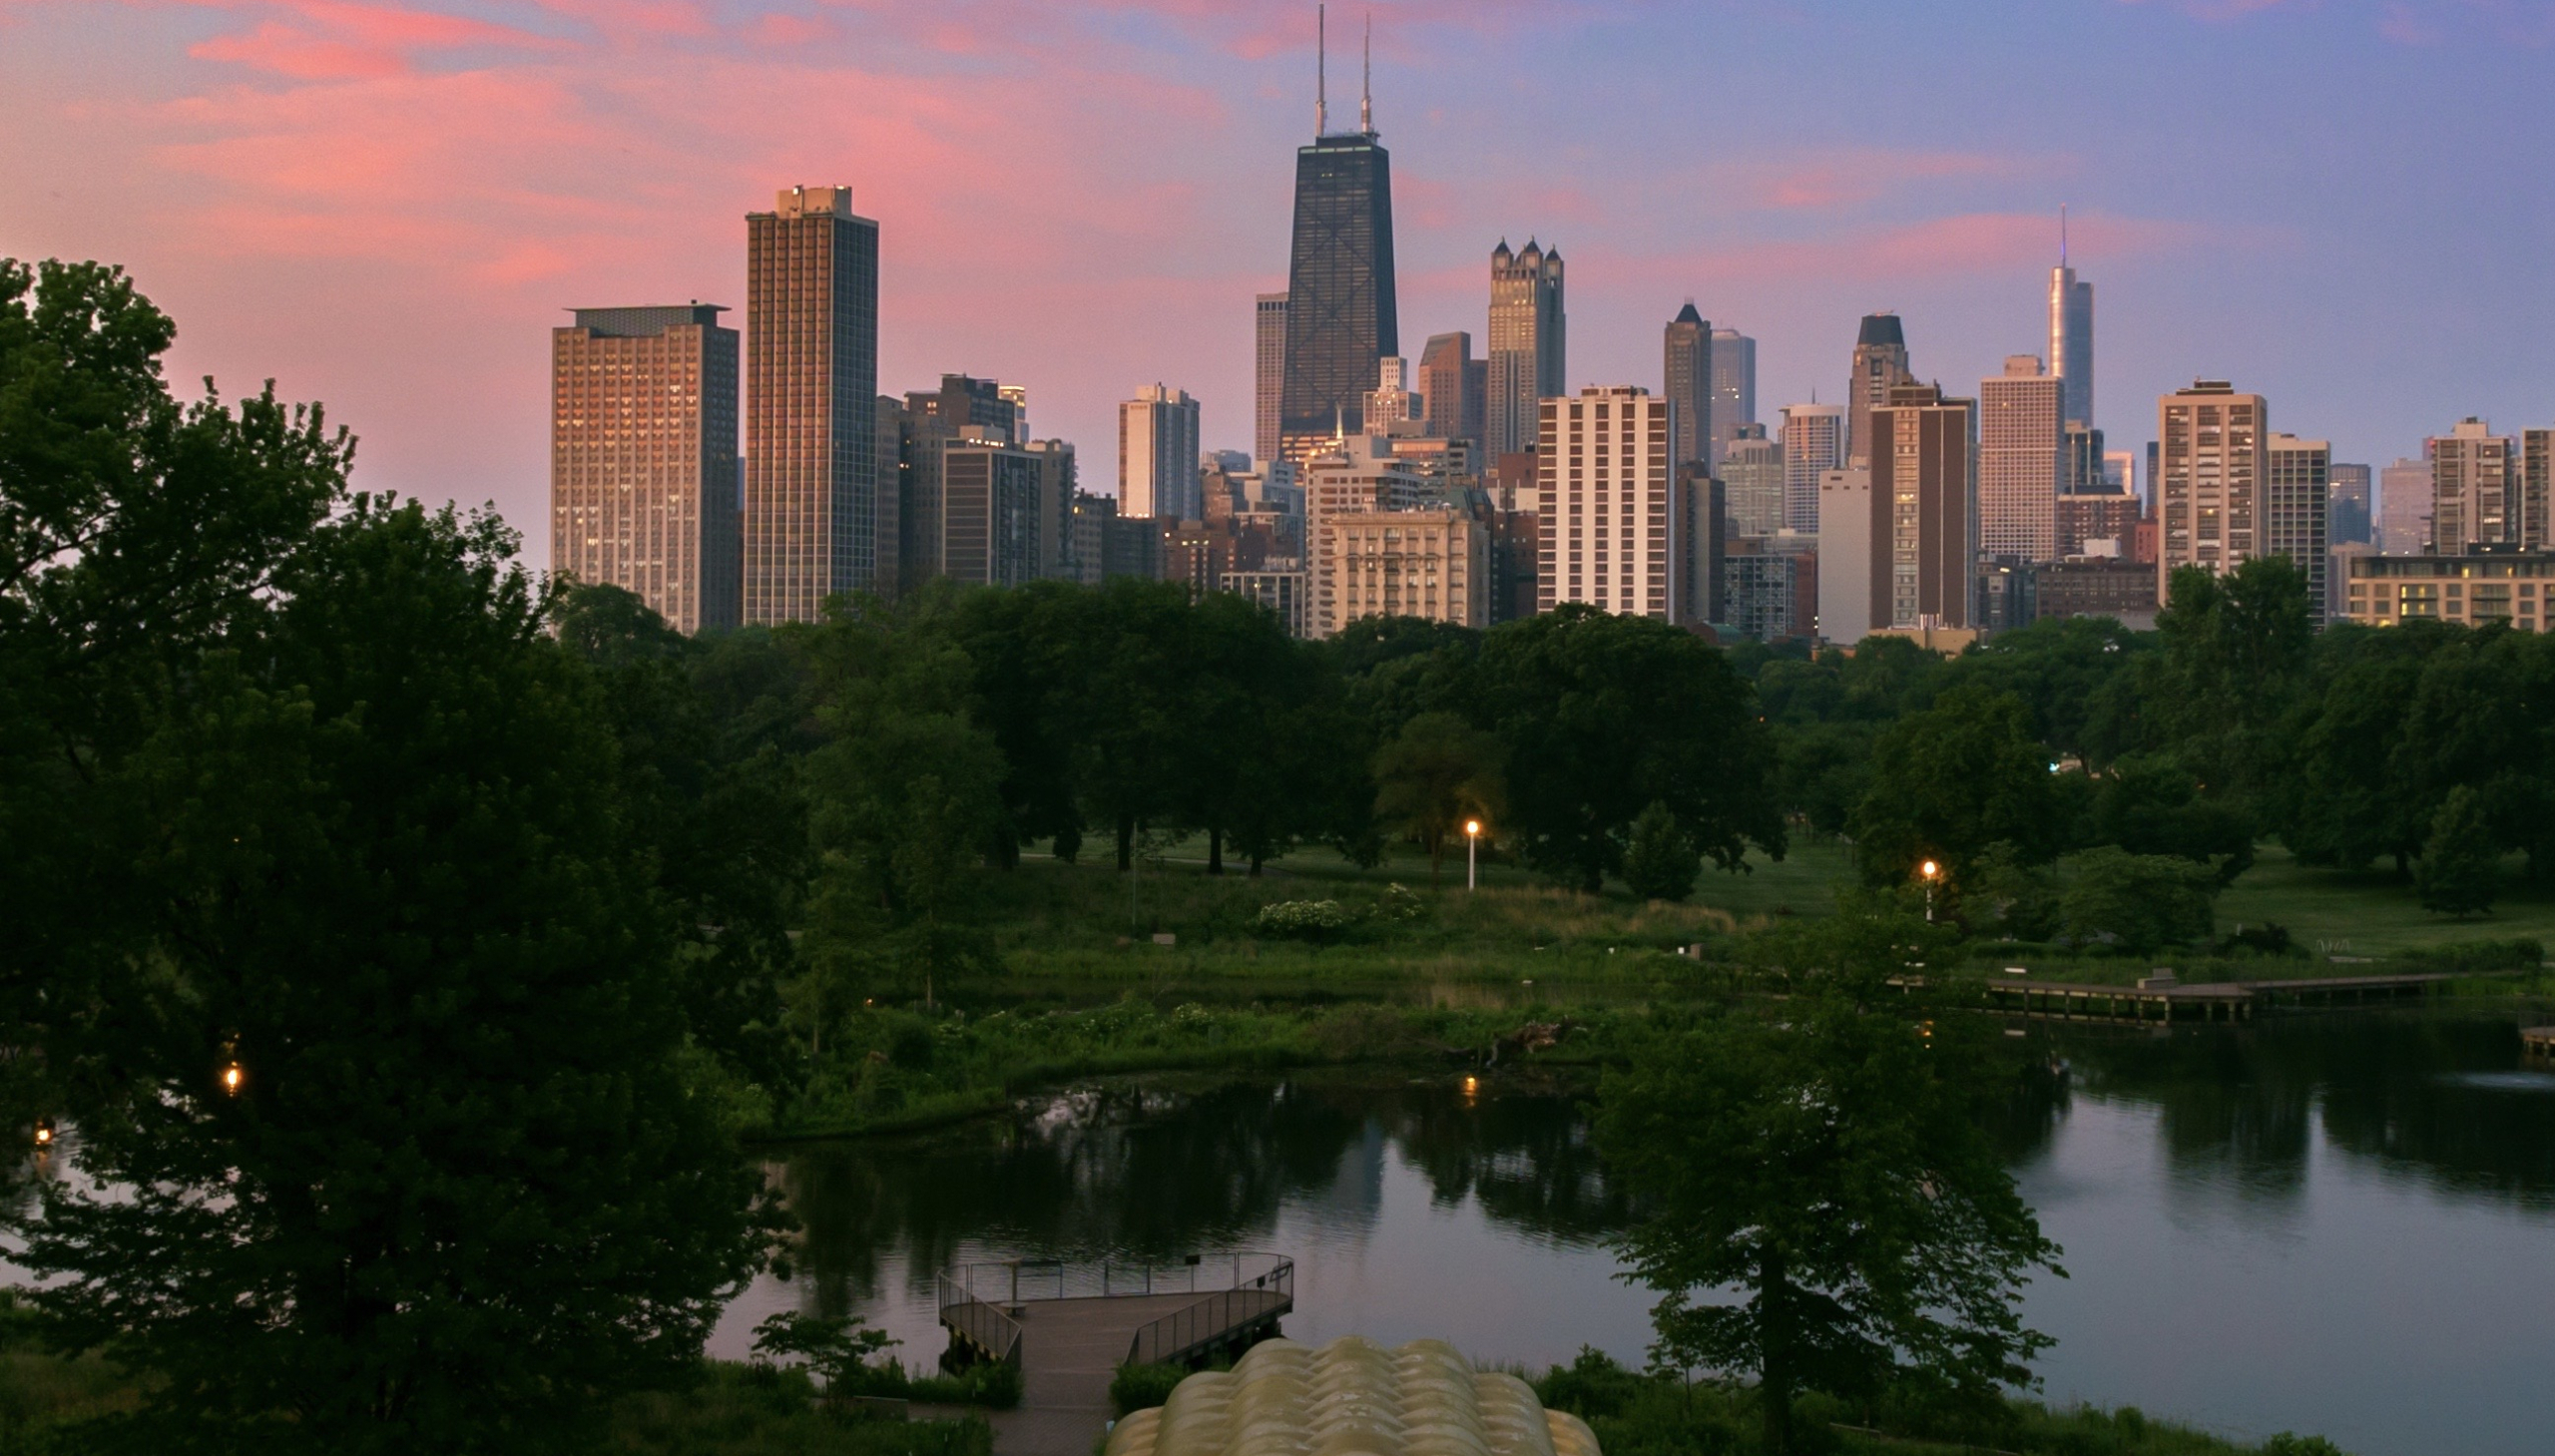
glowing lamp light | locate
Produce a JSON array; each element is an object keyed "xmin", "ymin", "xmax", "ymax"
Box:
[
  {"xmin": 220, "ymin": 1062, "xmax": 245, "ymax": 1096},
  {"xmin": 1461, "ymin": 1075, "xmax": 1480, "ymax": 1098},
  {"xmin": 32, "ymin": 1119, "xmax": 52, "ymax": 1149},
  {"xmin": 1919, "ymin": 859, "xmax": 1940, "ymax": 880},
  {"xmin": 1464, "ymin": 819, "xmax": 1481, "ymax": 836}
]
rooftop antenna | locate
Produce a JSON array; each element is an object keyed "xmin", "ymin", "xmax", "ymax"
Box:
[
  {"xmin": 1360, "ymin": 11, "xmax": 1372, "ymax": 135},
  {"xmin": 1315, "ymin": 5, "xmax": 1327, "ymax": 137}
]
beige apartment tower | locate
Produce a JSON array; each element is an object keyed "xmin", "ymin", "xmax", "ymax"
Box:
[
  {"xmin": 1537, "ymin": 385, "xmax": 1685, "ymax": 622},
  {"xmin": 1255, "ymin": 293, "xmax": 1288, "ymax": 466},
  {"xmin": 551, "ymin": 304, "xmax": 741, "ymax": 634},
  {"xmin": 1978, "ymin": 354, "xmax": 2063, "ymax": 562},
  {"xmin": 2427, "ymin": 417, "xmax": 2516, "ymax": 550},
  {"xmin": 745, "ymin": 185, "xmax": 881, "ymax": 624},
  {"xmin": 1487, "ymin": 240, "xmax": 1565, "ymax": 457},
  {"xmin": 2156, "ymin": 380, "xmax": 2266, "ymax": 597}
]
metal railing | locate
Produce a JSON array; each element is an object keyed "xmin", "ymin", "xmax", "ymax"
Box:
[
  {"xmin": 1126, "ymin": 1257, "xmax": 1293, "ymax": 1367},
  {"xmin": 938, "ymin": 1251, "xmax": 1291, "ymax": 1305},
  {"xmin": 933, "ymin": 1271, "xmax": 1024, "ymax": 1366}
]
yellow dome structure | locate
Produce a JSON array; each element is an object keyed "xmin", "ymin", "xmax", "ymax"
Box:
[{"xmin": 1104, "ymin": 1336, "xmax": 1601, "ymax": 1456}]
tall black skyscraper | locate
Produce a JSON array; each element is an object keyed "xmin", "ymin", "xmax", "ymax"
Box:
[{"xmin": 1278, "ymin": 9, "xmax": 1397, "ymax": 462}]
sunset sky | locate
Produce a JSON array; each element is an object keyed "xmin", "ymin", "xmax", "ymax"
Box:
[{"xmin": 8, "ymin": 0, "xmax": 2555, "ymax": 552}]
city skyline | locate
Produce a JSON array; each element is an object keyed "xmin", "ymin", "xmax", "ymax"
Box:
[{"xmin": 11, "ymin": 3, "xmax": 2555, "ymax": 562}]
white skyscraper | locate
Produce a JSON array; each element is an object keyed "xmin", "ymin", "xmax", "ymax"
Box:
[
  {"xmin": 1537, "ymin": 385, "xmax": 1686, "ymax": 622},
  {"xmin": 1780, "ymin": 403, "xmax": 1845, "ymax": 534},
  {"xmin": 1119, "ymin": 384, "xmax": 1202, "ymax": 521},
  {"xmin": 2050, "ymin": 230, "xmax": 2094, "ymax": 428},
  {"xmin": 1978, "ymin": 355, "xmax": 2064, "ymax": 562},
  {"xmin": 2156, "ymin": 380, "xmax": 2266, "ymax": 592}
]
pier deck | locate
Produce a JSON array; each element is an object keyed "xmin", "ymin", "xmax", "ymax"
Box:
[
  {"xmin": 1983, "ymin": 971, "xmax": 2456, "ymax": 1024},
  {"xmin": 936, "ymin": 1255, "xmax": 1291, "ymax": 1456}
]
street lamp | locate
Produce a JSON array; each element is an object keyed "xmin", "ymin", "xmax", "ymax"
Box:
[
  {"xmin": 1919, "ymin": 859, "xmax": 1941, "ymax": 921},
  {"xmin": 1464, "ymin": 819, "xmax": 1483, "ymax": 892}
]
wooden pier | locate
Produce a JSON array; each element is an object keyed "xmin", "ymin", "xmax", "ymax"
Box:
[
  {"xmin": 2524, "ymin": 1026, "xmax": 2555, "ymax": 1065},
  {"xmin": 936, "ymin": 1254, "xmax": 1291, "ymax": 1456},
  {"xmin": 1983, "ymin": 972, "xmax": 2456, "ymax": 1025}
]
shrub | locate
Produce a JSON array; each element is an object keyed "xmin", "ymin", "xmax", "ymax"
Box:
[
  {"xmin": 2400, "ymin": 937, "xmax": 2544, "ymax": 974},
  {"xmin": 2058, "ymin": 847, "xmax": 2219, "ymax": 954},
  {"xmin": 2417, "ymin": 785, "xmax": 2499, "ymax": 918},
  {"xmin": 1621, "ymin": 802, "xmax": 1702, "ymax": 903},
  {"xmin": 1255, "ymin": 899, "xmax": 1355, "ymax": 940},
  {"xmin": 1110, "ymin": 1362, "xmax": 1187, "ymax": 1416}
]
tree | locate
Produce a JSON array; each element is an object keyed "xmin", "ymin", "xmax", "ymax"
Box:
[
  {"xmin": 2085, "ymin": 750, "xmax": 2255, "ymax": 883},
  {"xmin": 18, "ymin": 500, "xmax": 767, "ymax": 1454},
  {"xmin": 1597, "ymin": 913, "xmax": 2062, "ymax": 1454},
  {"xmin": 1619, "ymin": 801, "xmax": 1701, "ymax": 902},
  {"xmin": 1371, "ymin": 711, "xmax": 1506, "ymax": 883},
  {"xmin": 1479, "ymin": 606, "xmax": 1785, "ymax": 893},
  {"xmin": 2417, "ymin": 785, "xmax": 2498, "ymax": 918},
  {"xmin": 2055, "ymin": 846, "xmax": 2219, "ymax": 954},
  {"xmin": 1848, "ymin": 684, "xmax": 2064, "ymax": 889}
]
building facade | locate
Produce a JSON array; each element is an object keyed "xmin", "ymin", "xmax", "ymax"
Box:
[
  {"xmin": 2050, "ymin": 259, "xmax": 2094, "ymax": 427},
  {"xmin": 1303, "ymin": 437, "xmax": 1429, "ymax": 634},
  {"xmin": 1254, "ymin": 292, "xmax": 1287, "ymax": 466},
  {"xmin": 1119, "ymin": 384, "xmax": 1202, "ymax": 521},
  {"xmin": 1536, "ymin": 386, "xmax": 1685, "ymax": 622},
  {"xmin": 2427, "ymin": 417, "xmax": 2516, "ymax": 551},
  {"xmin": 1815, "ymin": 466, "xmax": 1873, "ymax": 642},
  {"xmin": 1978, "ymin": 355, "xmax": 2064, "ymax": 563},
  {"xmin": 1417, "ymin": 331, "xmax": 1485, "ymax": 446},
  {"xmin": 550, "ymin": 303, "xmax": 740, "ymax": 635},
  {"xmin": 2266, "ymin": 432, "xmax": 2332, "ymax": 625},
  {"xmin": 1319, "ymin": 508, "xmax": 1486, "ymax": 636},
  {"xmin": 1487, "ymin": 239, "xmax": 1565, "ymax": 457},
  {"xmin": 1222, "ymin": 568, "xmax": 1308, "ymax": 638},
  {"xmin": 1869, "ymin": 381, "xmax": 1977, "ymax": 630},
  {"xmin": 1279, "ymin": 128, "xmax": 1397, "ymax": 460},
  {"xmin": 2341, "ymin": 548, "xmax": 2555, "ymax": 631},
  {"xmin": 1710, "ymin": 327, "xmax": 1756, "ymax": 468},
  {"xmin": 1663, "ymin": 303, "xmax": 1713, "ymax": 467},
  {"xmin": 2057, "ymin": 491, "xmax": 2141, "ymax": 559},
  {"xmin": 2156, "ymin": 380, "xmax": 2266, "ymax": 594},
  {"xmin": 939, "ymin": 440, "xmax": 1043, "ymax": 588},
  {"xmin": 1725, "ymin": 535, "xmax": 1816, "ymax": 642},
  {"xmin": 892, "ymin": 373, "xmax": 1021, "ymax": 588},
  {"xmin": 2328, "ymin": 461, "xmax": 2373, "ymax": 546},
  {"xmin": 1722, "ymin": 426, "xmax": 1786, "ymax": 537},
  {"xmin": 1846, "ymin": 312, "xmax": 1911, "ymax": 467},
  {"xmin": 1781, "ymin": 402, "xmax": 1845, "ymax": 535},
  {"xmin": 745, "ymin": 185, "xmax": 880, "ymax": 623}
]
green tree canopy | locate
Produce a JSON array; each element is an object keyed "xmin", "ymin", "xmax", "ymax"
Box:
[
  {"xmin": 2056, "ymin": 846, "xmax": 2220, "ymax": 954},
  {"xmin": 1597, "ymin": 912, "xmax": 2062, "ymax": 1454},
  {"xmin": 2416, "ymin": 784, "xmax": 2499, "ymax": 918},
  {"xmin": 1371, "ymin": 711, "xmax": 1506, "ymax": 884},
  {"xmin": 1848, "ymin": 683, "xmax": 2065, "ymax": 890}
]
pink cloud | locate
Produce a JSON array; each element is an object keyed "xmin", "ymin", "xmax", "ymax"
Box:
[
  {"xmin": 182, "ymin": 0, "xmax": 563, "ymax": 77},
  {"xmin": 1734, "ymin": 149, "xmax": 2038, "ymax": 213},
  {"xmin": 1605, "ymin": 211, "xmax": 2219, "ymax": 290}
]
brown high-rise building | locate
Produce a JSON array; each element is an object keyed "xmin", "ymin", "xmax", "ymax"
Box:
[
  {"xmin": 745, "ymin": 185, "xmax": 880, "ymax": 624},
  {"xmin": 1867, "ymin": 380, "xmax": 1976, "ymax": 630},
  {"xmin": 551, "ymin": 304, "xmax": 741, "ymax": 634},
  {"xmin": 1418, "ymin": 331, "xmax": 1485, "ymax": 446},
  {"xmin": 1663, "ymin": 303, "xmax": 1713, "ymax": 467}
]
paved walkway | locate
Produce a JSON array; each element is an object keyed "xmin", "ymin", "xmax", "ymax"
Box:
[{"xmin": 944, "ymin": 1290, "xmax": 1288, "ymax": 1456}]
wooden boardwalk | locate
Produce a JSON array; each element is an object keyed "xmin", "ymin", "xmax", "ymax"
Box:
[
  {"xmin": 2524, "ymin": 1026, "xmax": 2555, "ymax": 1064},
  {"xmin": 1983, "ymin": 972, "xmax": 2456, "ymax": 1025},
  {"xmin": 937, "ymin": 1257, "xmax": 1291, "ymax": 1456}
]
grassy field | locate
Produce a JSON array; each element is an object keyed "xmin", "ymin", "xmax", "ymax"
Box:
[{"xmin": 2216, "ymin": 844, "xmax": 2555, "ymax": 955}]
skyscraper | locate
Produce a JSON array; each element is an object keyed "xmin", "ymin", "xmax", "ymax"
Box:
[
  {"xmin": 940, "ymin": 439, "xmax": 1044, "ymax": 589},
  {"xmin": 1417, "ymin": 331, "xmax": 1484, "ymax": 445},
  {"xmin": 1978, "ymin": 354, "xmax": 2063, "ymax": 562},
  {"xmin": 2265, "ymin": 432, "xmax": 2331, "ymax": 625},
  {"xmin": 1120, "ymin": 384, "xmax": 1203, "ymax": 521},
  {"xmin": 1255, "ymin": 291, "xmax": 1288, "ymax": 464},
  {"xmin": 1663, "ymin": 303, "xmax": 1713, "ymax": 468},
  {"xmin": 1710, "ymin": 327, "xmax": 1756, "ymax": 466},
  {"xmin": 2050, "ymin": 242, "xmax": 2094, "ymax": 428},
  {"xmin": 1846, "ymin": 313, "xmax": 1910, "ymax": 467},
  {"xmin": 2156, "ymin": 380, "xmax": 2266, "ymax": 594},
  {"xmin": 1278, "ymin": 24, "xmax": 1397, "ymax": 461},
  {"xmin": 893, "ymin": 374, "xmax": 1019, "ymax": 587},
  {"xmin": 1536, "ymin": 386, "xmax": 1686, "ymax": 622},
  {"xmin": 1868, "ymin": 381, "xmax": 1976, "ymax": 630},
  {"xmin": 2426, "ymin": 417, "xmax": 2515, "ymax": 550},
  {"xmin": 1721, "ymin": 426, "xmax": 1786, "ymax": 537},
  {"xmin": 745, "ymin": 185, "xmax": 879, "ymax": 624},
  {"xmin": 1487, "ymin": 239, "xmax": 1565, "ymax": 457},
  {"xmin": 1780, "ymin": 402, "xmax": 1845, "ymax": 535},
  {"xmin": 551, "ymin": 303, "xmax": 740, "ymax": 634},
  {"xmin": 2378, "ymin": 458, "xmax": 2433, "ymax": 555},
  {"xmin": 2328, "ymin": 462, "xmax": 2373, "ymax": 546}
]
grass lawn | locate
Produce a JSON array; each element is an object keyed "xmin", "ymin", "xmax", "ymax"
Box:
[{"xmin": 2216, "ymin": 844, "xmax": 2555, "ymax": 956}]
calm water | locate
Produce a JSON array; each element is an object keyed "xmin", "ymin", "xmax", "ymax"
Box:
[{"xmin": 714, "ymin": 1012, "xmax": 2555, "ymax": 1456}]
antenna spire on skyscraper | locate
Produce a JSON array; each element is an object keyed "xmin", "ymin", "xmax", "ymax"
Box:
[
  {"xmin": 1315, "ymin": 5, "xmax": 1327, "ymax": 137},
  {"xmin": 1360, "ymin": 11, "xmax": 1373, "ymax": 135}
]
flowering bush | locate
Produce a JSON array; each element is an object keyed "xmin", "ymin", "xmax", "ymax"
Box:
[{"xmin": 1255, "ymin": 899, "xmax": 1355, "ymax": 939}]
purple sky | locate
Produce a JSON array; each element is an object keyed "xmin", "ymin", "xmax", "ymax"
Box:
[{"xmin": 8, "ymin": 0, "xmax": 2555, "ymax": 554}]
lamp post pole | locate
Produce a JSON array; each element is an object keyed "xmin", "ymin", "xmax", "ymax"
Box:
[
  {"xmin": 1465, "ymin": 819, "xmax": 1481, "ymax": 892},
  {"xmin": 1920, "ymin": 859, "xmax": 1940, "ymax": 921}
]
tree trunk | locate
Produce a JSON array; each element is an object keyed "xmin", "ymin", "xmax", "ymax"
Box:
[
  {"xmin": 1118, "ymin": 814, "xmax": 1135, "ymax": 872},
  {"xmin": 1249, "ymin": 855, "xmax": 1265, "ymax": 877},
  {"xmin": 1209, "ymin": 826, "xmax": 1225, "ymax": 876}
]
